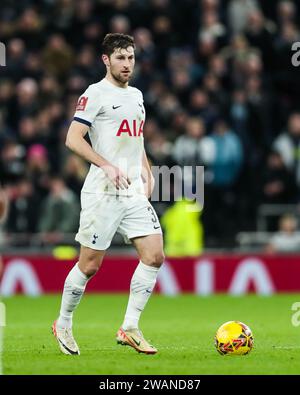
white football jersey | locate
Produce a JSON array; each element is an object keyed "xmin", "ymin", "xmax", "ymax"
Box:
[{"xmin": 73, "ymin": 78, "xmax": 146, "ymax": 196}]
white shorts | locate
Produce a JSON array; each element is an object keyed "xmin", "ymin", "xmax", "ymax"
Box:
[{"xmin": 75, "ymin": 193, "xmax": 162, "ymax": 250}]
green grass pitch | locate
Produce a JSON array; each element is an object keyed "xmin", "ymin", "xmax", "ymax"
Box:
[{"xmin": 2, "ymin": 294, "xmax": 300, "ymax": 375}]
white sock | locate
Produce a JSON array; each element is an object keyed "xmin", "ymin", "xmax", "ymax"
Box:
[
  {"xmin": 57, "ymin": 262, "xmax": 89, "ymax": 329},
  {"xmin": 122, "ymin": 261, "xmax": 160, "ymax": 330}
]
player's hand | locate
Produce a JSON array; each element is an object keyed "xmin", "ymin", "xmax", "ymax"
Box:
[{"xmin": 103, "ymin": 164, "xmax": 131, "ymax": 190}]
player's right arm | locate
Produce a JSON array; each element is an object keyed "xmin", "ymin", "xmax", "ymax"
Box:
[
  {"xmin": 66, "ymin": 121, "xmax": 130, "ymax": 190},
  {"xmin": 66, "ymin": 121, "xmax": 108, "ymax": 170},
  {"xmin": 68, "ymin": 84, "xmax": 131, "ymax": 190}
]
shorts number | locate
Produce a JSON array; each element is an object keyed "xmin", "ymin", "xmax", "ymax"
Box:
[{"xmin": 147, "ymin": 206, "xmax": 160, "ymax": 229}]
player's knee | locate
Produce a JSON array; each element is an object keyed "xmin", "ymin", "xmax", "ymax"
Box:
[
  {"xmin": 143, "ymin": 251, "xmax": 165, "ymax": 268},
  {"xmin": 155, "ymin": 251, "xmax": 165, "ymax": 267},
  {"xmin": 81, "ymin": 263, "xmax": 99, "ymax": 277},
  {"xmin": 80, "ymin": 258, "xmax": 101, "ymax": 277}
]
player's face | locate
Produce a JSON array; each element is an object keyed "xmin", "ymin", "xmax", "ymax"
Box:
[{"xmin": 108, "ymin": 47, "xmax": 135, "ymax": 84}]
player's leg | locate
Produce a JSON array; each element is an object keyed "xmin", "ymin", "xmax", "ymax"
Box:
[
  {"xmin": 53, "ymin": 246, "xmax": 105, "ymax": 355},
  {"xmin": 122, "ymin": 233, "xmax": 164, "ymax": 329},
  {"xmin": 53, "ymin": 192, "xmax": 123, "ymax": 355},
  {"xmin": 117, "ymin": 233, "xmax": 164, "ymax": 354},
  {"xmin": 57, "ymin": 246, "xmax": 106, "ymax": 328}
]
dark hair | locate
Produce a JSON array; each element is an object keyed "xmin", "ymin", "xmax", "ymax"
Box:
[{"xmin": 102, "ymin": 33, "xmax": 135, "ymax": 56}]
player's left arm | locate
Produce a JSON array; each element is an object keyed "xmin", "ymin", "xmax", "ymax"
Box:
[{"xmin": 142, "ymin": 149, "xmax": 155, "ymax": 199}]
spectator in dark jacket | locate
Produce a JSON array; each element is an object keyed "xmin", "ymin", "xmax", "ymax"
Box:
[{"xmin": 38, "ymin": 176, "xmax": 80, "ymax": 245}]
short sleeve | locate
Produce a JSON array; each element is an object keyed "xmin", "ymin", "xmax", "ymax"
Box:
[
  {"xmin": 139, "ymin": 90, "xmax": 144, "ymax": 103},
  {"xmin": 73, "ymin": 85, "xmax": 102, "ymax": 127}
]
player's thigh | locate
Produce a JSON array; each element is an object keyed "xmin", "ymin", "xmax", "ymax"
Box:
[
  {"xmin": 78, "ymin": 245, "xmax": 106, "ymax": 276},
  {"xmin": 131, "ymin": 233, "xmax": 165, "ymax": 268},
  {"xmin": 118, "ymin": 196, "xmax": 162, "ymax": 243},
  {"xmin": 76, "ymin": 193, "xmax": 124, "ymax": 251}
]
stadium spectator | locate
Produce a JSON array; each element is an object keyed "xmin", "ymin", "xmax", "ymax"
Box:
[
  {"xmin": 245, "ymin": 75, "xmax": 272, "ymax": 161},
  {"xmin": 259, "ymin": 151, "xmax": 297, "ymax": 205},
  {"xmin": 258, "ymin": 150, "xmax": 297, "ymax": 231},
  {"xmin": 273, "ymin": 112, "xmax": 300, "ymax": 190},
  {"xmin": 16, "ymin": 8, "xmax": 44, "ymax": 50},
  {"xmin": 265, "ymin": 214, "xmax": 300, "ymax": 253},
  {"xmin": 38, "ymin": 176, "xmax": 80, "ymax": 245},
  {"xmin": 277, "ymin": 0, "xmax": 297, "ymax": 26},
  {"xmin": 244, "ymin": 9, "xmax": 276, "ymax": 70},
  {"xmin": 39, "ymin": 75, "xmax": 63, "ymax": 105},
  {"xmin": 133, "ymin": 27, "xmax": 155, "ymax": 61},
  {"xmin": 199, "ymin": 8, "xmax": 227, "ymax": 43},
  {"xmin": 18, "ymin": 116, "xmax": 39, "ymax": 150},
  {"xmin": 202, "ymin": 119, "xmax": 243, "ymax": 244},
  {"xmin": 110, "ymin": 15, "xmax": 131, "ymax": 35},
  {"xmin": 188, "ymin": 89, "xmax": 218, "ymax": 131},
  {"xmin": 228, "ymin": 89, "xmax": 249, "ymax": 152},
  {"xmin": 26, "ymin": 144, "xmax": 50, "ymax": 199},
  {"xmin": 172, "ymin": 117, "xmax": 206, "ymax": 166},
  {"xmin": 0, "ymin": 187, "xmax": 7, "ymax": 222},
  {"xmin": 204, "ymin": 119, "xmax": 243, "ymax": 187},
  {"xmin": 227, "ymin": 0, "xmax": 260, "ymax": 34},
  {"xmin": 42, "ymin": 34, "xmax": 74, "ymax": 80},
  {"xmin": 144, "ymin": 119, "xmax": 173, "ymax": 167},
  {"xmin": 0, "ymin": 139, "xmax": 26, "ymax": 185},
  {"xmin": 5, "ymin": 178, "xmax": 39, "ymax": 244},
  {"xmin": 8, "ymin": 78, "xmax": 39, "ymax": 130},
  {"xmin": 4, "ymin": 38, "xmax": 26, "ymax": 81},
  {"xmin": 62, "ymin": 154, "xmax": 88, "ymax": 196}
]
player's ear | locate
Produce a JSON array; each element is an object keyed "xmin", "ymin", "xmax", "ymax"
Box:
[{"xmin": 102, "ymin": 54, "xmax": 110, "ymax": 67}]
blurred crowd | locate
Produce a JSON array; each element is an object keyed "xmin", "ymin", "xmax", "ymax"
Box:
[{"xmin": 1, "ymin": 0, "xmax": 300, "ymax": 250}]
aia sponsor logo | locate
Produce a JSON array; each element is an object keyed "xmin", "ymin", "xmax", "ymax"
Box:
[
  {"xmin": 116, "ymin": 119, "xmax": 144, "ymax": 137},
  {"xmin": 76, "ymin": 96, "xmax": 88, "ymax": 111}
]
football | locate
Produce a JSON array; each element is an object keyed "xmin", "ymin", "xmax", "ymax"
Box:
[{"xmin": 214, "ymin": 321, "xmax": 254, "ymax": 356}]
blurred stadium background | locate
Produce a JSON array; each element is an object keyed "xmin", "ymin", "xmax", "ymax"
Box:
[{"xmin": 1, "ymin": 0, "xmax": 300, "ymax": 375}]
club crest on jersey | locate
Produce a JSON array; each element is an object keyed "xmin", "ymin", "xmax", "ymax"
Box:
[
  {"xmin": 76, "ymin": 96, "xmax": 88, "ymax": 111},
  {"xmin": 116, "ymin": 119, "xmax": 144, "ymax": 137}
]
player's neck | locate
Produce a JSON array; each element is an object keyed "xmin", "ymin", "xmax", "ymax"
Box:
[{"xmin": 105, "ymin": 74, "xmax": 128, "ymax": 89}]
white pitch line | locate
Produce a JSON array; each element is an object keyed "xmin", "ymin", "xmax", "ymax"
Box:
[{"xmin": 271, "ymin": 346, "xmax": 300, "ymax": 350}]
